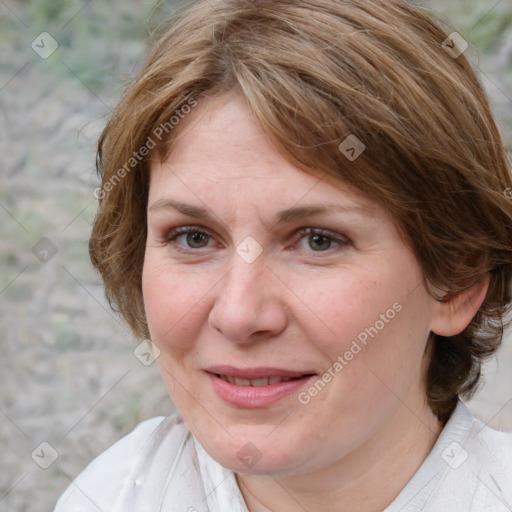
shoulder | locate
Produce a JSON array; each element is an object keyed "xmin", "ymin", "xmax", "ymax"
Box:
[
  {"xmin": 428, "ymin": 401, "xmax": 512, "ymax": 511},
  {"xmin": 389, "ymin": 400, "xmax": 512, "ymax": 512},
  {"xmin": 461, "ymin": 406, "xmax": 512, "ymax": 484},
  {"xmin": 464, "ymin": 414, "xmax": 512, "ymax": 492},
  {"xmin": 53, "ymin": 412, "xmax": 185, "ymax": 511}
]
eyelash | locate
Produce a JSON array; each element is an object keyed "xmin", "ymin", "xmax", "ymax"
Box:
[{"xmin": 161, "ymin": 225, "xmax": 349, "ymax": 256}]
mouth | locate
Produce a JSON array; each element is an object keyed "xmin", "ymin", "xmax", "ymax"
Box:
[
  {"xmin": 205, "ymin": 365, "xmax": 317, "ymax": 407},
  {"xmin": 205, "ymin": 364, "xmax": 316, "ymax": 383},
  {"xmin": 214, "ymin": 374, "xmax": 311, "ymax": 386}
]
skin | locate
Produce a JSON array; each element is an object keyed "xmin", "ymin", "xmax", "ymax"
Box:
[{"xmin": 142, "ymin": 92, "xmax": 489, "ymax": 512}]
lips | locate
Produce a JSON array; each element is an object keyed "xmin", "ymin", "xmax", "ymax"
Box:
[{"xmin": 205, "ymin": 365, "xmax": 316, "ymax": 407}]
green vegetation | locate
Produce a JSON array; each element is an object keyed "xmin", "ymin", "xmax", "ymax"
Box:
[{"xmin": 425, "ymin": 0, "xmax": 512, "ymax": 50}]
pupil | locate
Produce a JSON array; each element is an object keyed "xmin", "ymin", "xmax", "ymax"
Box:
[{"xmin": 187, "ymin": 232, "xmax": 208, "ymax": 248}]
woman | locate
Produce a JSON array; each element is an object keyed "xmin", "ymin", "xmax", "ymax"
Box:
[{"xmin": 55, "ymin": 0, "xmax": 512, "ymax": 510}]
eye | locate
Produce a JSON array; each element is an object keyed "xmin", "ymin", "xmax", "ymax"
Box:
[
  {"xmin": 163, "ymin": 226, "xmax": 214, "ymax": 251},
  {"xmin": 294, "ymin": 227, "xmax": 349, "ymax": 253},
  {"xmin": 161, "ymin": 225, "xmax": 349, "ymax": 255}
]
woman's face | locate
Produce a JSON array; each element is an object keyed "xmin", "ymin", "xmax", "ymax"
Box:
[{"xmin": 143, "ymin": 92, "xmax": 440, "ymax": 476}]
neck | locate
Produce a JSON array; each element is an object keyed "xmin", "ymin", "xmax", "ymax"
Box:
[{"xmin": 237, "ymin": 401, "xmax": 443, "ymax": 512}]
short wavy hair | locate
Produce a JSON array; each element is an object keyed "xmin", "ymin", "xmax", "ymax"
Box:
[{"xmin": 90, "ymin": 0, "xmax": 512, "ymax": 424}]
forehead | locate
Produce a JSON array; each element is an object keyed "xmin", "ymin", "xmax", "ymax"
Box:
[
  {"xmin": 148, "ymin": 93, "xmax": 377, "ymax": 216},
  {"xmin": 153, "ymin": 92, "xmax": 292, "ymax": 181}
]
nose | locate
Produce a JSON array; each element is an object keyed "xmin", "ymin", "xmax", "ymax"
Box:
[{"xmin": 208, "ymin": 253, "xmax": 289, "ymax": 345}]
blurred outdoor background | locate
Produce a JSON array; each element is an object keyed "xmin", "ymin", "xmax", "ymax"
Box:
[{"xmin": 0, "ymin": 0, "xmax": 511, "ymax": 510}]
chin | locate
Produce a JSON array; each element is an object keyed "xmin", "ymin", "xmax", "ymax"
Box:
[{"xmin": 200, "ymin": 433, "xmax": 309, "ymax": 476}]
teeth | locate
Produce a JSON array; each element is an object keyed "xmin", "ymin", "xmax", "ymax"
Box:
[
  {"xmin": 250, "ymin": 378, "xmax": 269, "ymax": 387},
  {"xmin": 234, "ymin": 378, "xmax": 252, "ymax": 386},
  {"xmin": 219, "ymin": 375, "xmax": 301, "ymax": 386}
]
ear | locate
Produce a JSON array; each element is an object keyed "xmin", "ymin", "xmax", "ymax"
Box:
[{"xmin": 430, "ymin": 274, "xmax": 490, "ymax": 337}]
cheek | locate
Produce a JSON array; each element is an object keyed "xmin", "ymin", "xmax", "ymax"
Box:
[
  {"xmin": 142, "ymin": 258, "xmax": 209, "ymax": 406},
  {"xmin": 293, "ymin": 269, "xmax": 400, "ymax": 356},
  {"xmin": 294, "ymin": 261, "xmax": 431, "ymax": 386},
  {"xmin": 142, "ymin": 255, "xmax": 210, "ymax": 349}
]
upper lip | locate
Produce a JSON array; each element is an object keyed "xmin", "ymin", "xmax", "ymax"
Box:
[{"xmin": 205, "ymin": 365, "xmax": 316, "ymax": 379}]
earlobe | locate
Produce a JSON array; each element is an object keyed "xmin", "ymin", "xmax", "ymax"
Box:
[{"xmin": 430, "ymin": 274, "xmax": 490, "ymax": 337}]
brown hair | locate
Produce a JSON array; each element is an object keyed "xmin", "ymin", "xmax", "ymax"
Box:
[{"xmin": 90, "ymin": 0, "xmax": 512, "ymax": 424}]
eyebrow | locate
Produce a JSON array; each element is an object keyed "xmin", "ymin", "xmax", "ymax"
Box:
[{"xmin": 148, "ymin": 199, "xmax": 374, "ymax": 223}]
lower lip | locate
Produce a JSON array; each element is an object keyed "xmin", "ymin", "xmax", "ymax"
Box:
[{"xmin": 206, "ymin": 372, "xmax": 315, "ymax": 408}]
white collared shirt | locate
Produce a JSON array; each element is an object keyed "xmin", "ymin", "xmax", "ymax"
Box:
[{"xmin": 53, "ymin": 399, "xmax": 512, "ymax": 511}]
